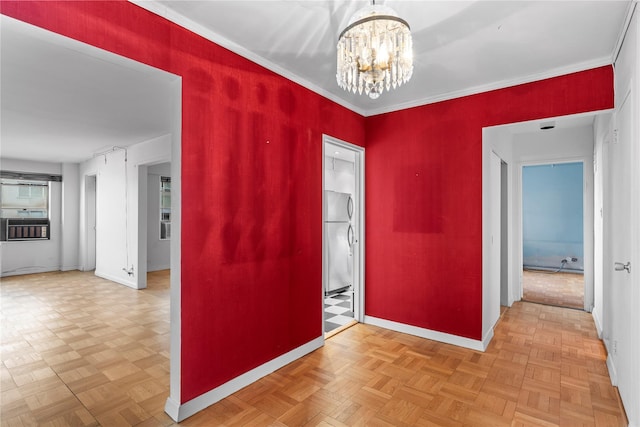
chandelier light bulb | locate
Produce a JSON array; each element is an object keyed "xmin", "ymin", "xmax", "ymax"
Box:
[{"xmin": 336, "ymin": 2, "xmax": 413, "ymax": 99}]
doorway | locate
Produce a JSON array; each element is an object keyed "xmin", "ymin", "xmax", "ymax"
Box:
[
  {"xmin": 482, "ymin": 113, "xmax": 599, "ymax": 341},
  {"xmin": 5, "ymin": 15, "xmax": 182, "ymax": 417},
  {"xmin": 322, "ymin": 135, "xmax": 364, "ymax": 337},
  {"xmin": 521, "ymin": 162, "xmax": 585, "ymax": 310},
  {"xmin": 85, "ymin": 174, "xmax": 97, "ymax": 271}
]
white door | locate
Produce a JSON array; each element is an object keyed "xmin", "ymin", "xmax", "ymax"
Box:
[{"xmin": 609, "ymin": 88, "xmax": 636, "ymax": 422}]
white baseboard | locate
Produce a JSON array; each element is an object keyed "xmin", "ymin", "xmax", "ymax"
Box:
[
  {"xmin": 606, "ymin": 354, "xmax": 617, "ymax": 386},
  {"xmin": 364, "ymin": 316, "xmax": 490, "ymax": 352},
  {"xmin": 147, "ymin": 264, "xmax": 170, "ymax": 272},
  {"xmin": 164, "ymin": 397, "xmax": 180, "ymax": 421},
  {"xmin": 0, "ymin": 266, "xmax": 58, "ymax": 277},
  {"xmin": 481, "ymin": 327, "xmax": 494, "ymax": 350},
  {"xmin": 592, "ymin": 309, "xmax": 603, "ymax": 338},
  {"xmin": 165, "ymin": 336, "xmax": 324, "ymax": 422},
  {"xmin": 94, "ymin": 270, "xmax": 137, "ymax": 289}
]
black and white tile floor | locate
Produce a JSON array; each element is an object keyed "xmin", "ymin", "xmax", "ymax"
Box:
[{"xmin": 324, "ymin": 290, "xmax": 354, "ymax": 333}]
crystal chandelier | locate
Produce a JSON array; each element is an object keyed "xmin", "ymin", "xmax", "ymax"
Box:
[{"xmin": 336, "ymin": 1, "xmax": 413, "ymax": 99}]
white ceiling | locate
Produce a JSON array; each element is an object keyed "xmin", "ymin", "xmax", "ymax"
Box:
[
  {"xmin": 137, "ymin": 0, "xmax": 631, "ymax": 115},
  {"xmin": 0, "ymin": 15, "xmax": 177, "ymax": 164},
  {"xmin": 0, "ymin": 1, "xmax": 631, "ymax": 164}
]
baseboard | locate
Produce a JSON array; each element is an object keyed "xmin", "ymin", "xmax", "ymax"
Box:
[
  {"xmin": 0, "ymin": 266, "xmax": 58, "ymax": 277},
  {"xmin": 60, "ymin": 265, "xmax": 80, "ymax": 272},
  {"xmin": 364, "ymin": 316, "xmax": 489, "ymax": 352},
  {"xmin": 592, "ymin": 309, "xmax": 603, "ymax": 338},
  {"xmin": 166, "ymin": 336, "xmax": 324, "ymax": 422},
  {"xmin": 481, "ymin": 327, "xmax": 494, "ymax": 351},
  {"xmin": 148, "ymin": 264, "xmax": 170, "ymax": 272},
  {"xmin": 94, "ymin": 270, "xmax": 137, "ymax": 289},
  {"xmin": 606, "ymin": 354, "xmax": 617, "ymax": 386}
]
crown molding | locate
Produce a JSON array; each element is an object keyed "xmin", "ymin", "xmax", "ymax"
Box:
[
  {"xmin": 612, "ymin": 0, "xmax": 637, "ymax": 64},
  {"xmin": 364, "ymin": 57, "xmax": 613, "ymax": 117}
]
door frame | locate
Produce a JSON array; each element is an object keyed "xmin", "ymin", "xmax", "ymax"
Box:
[
  {"xmin": 84, "ymin": 174, "xmax": 97, "ymax": 271},
  {"xmin": 518, "ymin": 159, "xmax": 591, "ymax": 310},
  {"xmin": 484, "ymin": 150, "xmax": 505, "ymax": 336},
  {"xmin": 322, "ymin": 134, "xmax": 365, "ymax": 331}
]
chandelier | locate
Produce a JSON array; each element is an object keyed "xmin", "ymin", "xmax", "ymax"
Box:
[{"xmin": 336, "ymin": 1, "xmax": 413, "ymax": 99}]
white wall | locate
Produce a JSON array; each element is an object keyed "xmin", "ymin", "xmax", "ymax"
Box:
[
  {"xmin": 147, "ymin": 162, "xmax": 171, "ymax": 271},
  {"xmin": 512, "ymin": 126, "xmax": 594, "ymax": 160},
  {"xmin": 0, "ymin": 159, "xmax": 63, "ymax": 276},
  {"xmin": 482, "ymin": 126, "xmax": 515, "ymax": 341},
  {"xmin": 78, "ymin": 134, "xmax": 171, "ymax": 289},
  {"xmin": 592, "ymin": 113, "xmax": 612, "ymax": 337},
  {"xmin": 61, "ymin": 163, "xmax": 80, "ymax": 271},
  {"xmin": 607, "ymin": 4, "xmax": 640, "ymax": 425}
]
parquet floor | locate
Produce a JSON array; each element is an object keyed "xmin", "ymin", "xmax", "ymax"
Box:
[
  {"xmin": 523, "ymin": 270, "xmax": 584, "ymax": 310},
  {"xmin": 1, "ymin": 271, "xmax": 627, "ymax": 426},
  {"xmin": 1, "ymin": 270, "xmax": 172, "ymax": 426}
]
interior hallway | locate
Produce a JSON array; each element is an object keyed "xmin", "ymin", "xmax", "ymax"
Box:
[{"xmin": 1, "ymin": 271, "xmax": 626, "ymax": 426}]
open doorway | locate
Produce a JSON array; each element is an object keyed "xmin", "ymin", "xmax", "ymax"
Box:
[
  {"xmin": 482, "ymin": 112, "xmax": 603, "ymax": 341},
  {"xmin": 322, "ymin": 135, "xmax": 364, "ymax": 337},
  {"xmin": 521, "ymin": 162, "xmax": 585, "ymax": 309},
  {"xmin": 2, "ymin": 14, "xmax": 183, "ymax": 421}
]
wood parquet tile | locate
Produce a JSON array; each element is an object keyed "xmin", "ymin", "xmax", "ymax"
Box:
[
  {"xmin": 522, "ymin": 270, "xmax": 584, "ymax": 310},
  {"xmin": 1, "ymin": 270, "xmax": 170, "ymax": 427},
  {"xmin": 1, "ymin": 271, "xmax": 628, "ymax": 426}
]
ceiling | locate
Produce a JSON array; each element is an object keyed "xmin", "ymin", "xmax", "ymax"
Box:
[
  {"xmin": 138, "ymin": 0, "xmax": 631, "ymax": 115},
  {"xmin": 0, "ymin": 1, "xmax": 632, "ymax": 164},
  {"xmin": 0, "ymin": 15, "xmax": 177, "ymax": 164}
]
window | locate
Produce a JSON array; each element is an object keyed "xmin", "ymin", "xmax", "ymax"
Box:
[
  {"xmin": 160, "ymin": 176, "xmax": 171, "ymax": 240},
  {"xmin": 0, "ymin": 178, "xmax": 51, "ymax": 241},
  {"xmin": 1, "ymin": 179, "xmax": 49, "ymax": 219}
]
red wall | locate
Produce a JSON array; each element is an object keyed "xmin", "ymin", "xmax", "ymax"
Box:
[
  {"xmin": 0, "ymin": 1, "xmax": 365, "ymax": 402},
  {"xmin": 364, "ymin": 66, "xmax": 613, "ymax": 340}
]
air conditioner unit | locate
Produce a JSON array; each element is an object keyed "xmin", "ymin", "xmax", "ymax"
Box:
[{"xmin": 1, "ymin": 218, "xmax": 50, "ymax": 241}]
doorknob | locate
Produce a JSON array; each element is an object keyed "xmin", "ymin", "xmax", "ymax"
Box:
[{"xmin": 614, "ymin": 262, "xmax": 631, "ymax": 273}]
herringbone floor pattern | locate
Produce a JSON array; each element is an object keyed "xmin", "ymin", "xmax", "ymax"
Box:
[{"xmin": 1, "ymin": 271, "xmax": 627, "ymax": 426}]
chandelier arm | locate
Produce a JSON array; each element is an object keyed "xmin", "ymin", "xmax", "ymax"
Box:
[{"xmin": 338, "ymin": 15, "xmax": 410, "ymax": 41}]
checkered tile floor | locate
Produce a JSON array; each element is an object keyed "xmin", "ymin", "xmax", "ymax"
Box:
[{"xmin": 324, "ymin": 290, "xmax": 354, "ymax": 333}]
